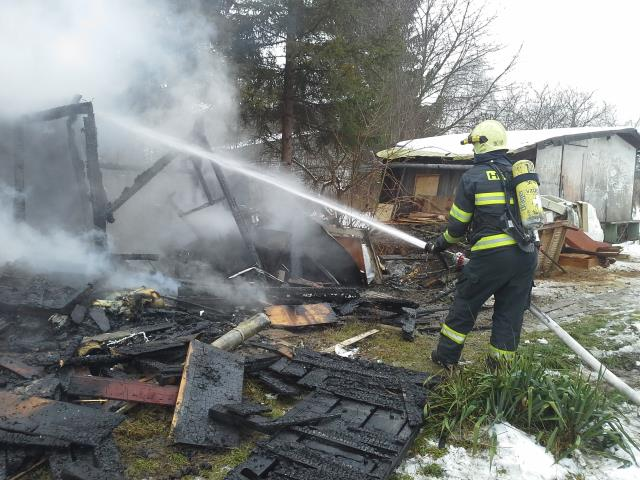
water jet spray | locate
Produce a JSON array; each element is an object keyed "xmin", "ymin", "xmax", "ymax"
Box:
[{"xmin": 99, "ymin": 113, "xmax": 427, "ymax": 250}]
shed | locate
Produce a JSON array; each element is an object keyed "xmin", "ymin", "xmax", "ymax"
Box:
[{"xmin": 376, "ymin": 127, "xmax": 640, "ymax": 242}]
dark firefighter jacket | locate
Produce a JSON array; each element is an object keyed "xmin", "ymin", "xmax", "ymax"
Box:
[{"xmin": 435, "ymin": 150, "xmax": 518, "ymax": 253}]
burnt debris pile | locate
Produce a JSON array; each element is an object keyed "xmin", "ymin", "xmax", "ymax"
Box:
[{"xmin": 0, "ymin": 101, "xmax": 456, "ymax": 480}]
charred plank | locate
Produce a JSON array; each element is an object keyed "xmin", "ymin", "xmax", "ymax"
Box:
[
  {"xmin": 170, "ymin": 340, "xmax": 244, "ymax": 448},
  {"xmin": 0, "ymin": 392, "xmax": 124, "ymax": 447}
]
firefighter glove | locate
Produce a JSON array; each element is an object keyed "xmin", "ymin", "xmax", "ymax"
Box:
[{"xmin": 424, "ymin": 241, "xmax": 444, "ymax": 254}]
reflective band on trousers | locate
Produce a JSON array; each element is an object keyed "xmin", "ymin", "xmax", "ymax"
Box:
[
  {"xmin": 471, "ymin": 233, "xmax": 517, "ymax": 251},
  {"xmin": 489, "ymin": 344, "xmax": 515, "ymax": 358},
  {"xmin": 443, "ymin": 229, "xmax": 463, "ymax": 244},
  {"xmin": 441, "ymin": 324, "xmax": 466, "ymax": 344},
  {"xmin": 475, "ymin": 192, "xmax": 515, "ymax": 206},
  {"xmin": 450, "ymin": 203, "xmax": 472, "ymax": 223}
]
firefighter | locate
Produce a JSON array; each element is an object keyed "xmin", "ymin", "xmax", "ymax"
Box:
[{"xmin": 425, "ymin": 120, "xmax": 538, "ymax": 367}]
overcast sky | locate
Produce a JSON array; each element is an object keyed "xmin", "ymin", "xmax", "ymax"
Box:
[{"xmin": 489, "ymin": 0, "xmax": 638, "ymax": 124}]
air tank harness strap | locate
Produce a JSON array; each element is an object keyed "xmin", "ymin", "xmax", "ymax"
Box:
[{"xmin": 512, "ymin": 172, "xmax": 540, "ymax": 186}]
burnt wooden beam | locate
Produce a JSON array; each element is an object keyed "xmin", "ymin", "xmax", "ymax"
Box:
[
  {"xmin": 65, "ymin": 95, "xmax": 91, "ymax": 214},
  {"xmin": 106, "ymin": 153, "xmax": 176, "ymax": 215},
  {"xmin": 170, "ymin": 340, "xmax": 244, "ymax": 447},
  {"xmin": 22, "ymin": 102, "xmax": 93, "ymax": 122},
  {"xmin": 0, "ymin": 429, "xmax": 69, "ymax": 449},
  {"xmin": 12, "ymin": 123, "xmax": 25, "ymax": 221},
  {"xmin": 82, "ymin": 105, "xmax": 112, "ymax": 238},
  {"xmin": 209, "ymin": 405, "xmax": 339, "ymax": 434},
  {"xmin": 110, "ymin": 253, "xmax": 160, "ymax": 261},
  {"xmin": 67, "ymin": 376, "xmax": 178, "ymax": 406},
  {"xmin": 177, "ymin": 195, "xmax": 225, "ymax": 217},
  {"xmin": 191, "ymin": 121, "xmax": 264, "ymax": 270}
]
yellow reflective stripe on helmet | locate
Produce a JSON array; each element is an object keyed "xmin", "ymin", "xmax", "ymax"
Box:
[
  {"xmin": 474, "ymin": 192, "xmax": 514, "ymax": 206},
  {"xmin": 489, "ymin": 344, "xmax": 516, "ymax": 358},
  {"xmin": 471, "ymin": 233, "xmax": 517, "ymax": 251},
  {"xmin": 449, "ymin": 203, "xmax": 472, "ymax": 223},
  {"xmin": 443, "ymin": 229, "xmax": 463, "ymax": 244},
  {"xmin": 441, "ymin": 324, "xmax": 466, "ymax": 345}
]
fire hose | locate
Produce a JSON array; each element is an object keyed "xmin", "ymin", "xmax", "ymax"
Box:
[{"xmin": 436, "ymin": 250, "xmax": 640, "ymax": 405}]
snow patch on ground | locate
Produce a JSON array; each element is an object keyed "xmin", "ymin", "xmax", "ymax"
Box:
[
  {"xmin": 400, "ymin": 415, "xmax": 640, "ymax": 480},
  {"xmin": 401, "ymin": 423, "xmax": 572, "ymax": 480},
  {"xmin": 611, "ymin": 241, "xmax": 640, "ymax": 272}
]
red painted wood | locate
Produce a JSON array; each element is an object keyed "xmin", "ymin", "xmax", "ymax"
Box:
[{"xmin": 68, "ymin": 375, "xmax": 178, "ymax": 406}]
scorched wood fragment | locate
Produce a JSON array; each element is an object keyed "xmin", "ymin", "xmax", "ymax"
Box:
[
  {"xmin": 48, "ymin": 436, "xmax": 124, "ymax": 480},
  {"xmin": 0, "ymin": 429, "xmax": 69, "ymax": 449},
  {"xmin": 0, "ymin": 354, "xmax": 44, "ymax": 379},
  {"xmin": 0, "ymin": 392, "xmax": 124, "ymax": 447},
  {"xmin": 170, "ymin": 340, "xmax": 244, "ymax": 447},
  {"xmin": 88, "ymin": 308, "xmax": 110, "ymax": 332}
]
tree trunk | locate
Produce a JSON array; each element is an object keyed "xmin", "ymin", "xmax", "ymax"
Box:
[{"xmin": 280, "ymin": 0, "xmax": 299, "ymax": 166}]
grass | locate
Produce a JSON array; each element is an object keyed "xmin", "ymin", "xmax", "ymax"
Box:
[
  {"xmin": 417, "ymin": 462, "xmax": 445, "ymax": 477},
  {"xmin": 110, "ymin": 378, "xmax": 296, "ymax": 480},
  {"xmin": 308, "ymin": 320, "xmax": 436, "ymax": 372},
  {"xmin": 389, "ymin": 474, "xmax": 414, "ymax": 480},
  {"xmin": 519, "ymin": 311, "xmax": 639, "ymax": 378},
  {"xmin": 113, "ymin": 405, "xmax": 258, "ymax": 480},
  {"xmin": 423, "ymin": 351, "xmax": 638, "ymax": 463}
]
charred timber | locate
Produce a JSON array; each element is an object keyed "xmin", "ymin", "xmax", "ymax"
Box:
[
  {"xmin": 22, "ymin": 102, "xmax": 93, "ymax": 122},
  {"xmin": 82, "ymin": 106, "xmax": 112, "ymax": 234},
  {"xmin": 191, "ymin": 121, "xmax": 264, "ymax": 270},
  {"xmin": 106, "ymin": 153, "xmax": 176, "ymax": 215}
]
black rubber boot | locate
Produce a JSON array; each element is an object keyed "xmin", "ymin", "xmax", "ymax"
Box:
[{"xmin": 431, "ymin": 350, "xmax": 458, "ymax": 370}]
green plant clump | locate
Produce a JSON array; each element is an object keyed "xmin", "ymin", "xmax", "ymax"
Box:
[{"xmin": 424, "ymin": 351, "xmax": 638, "ymax": 463}]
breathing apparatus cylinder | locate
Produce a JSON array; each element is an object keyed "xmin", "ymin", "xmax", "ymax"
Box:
[{"xmin": 512, "ymin": 160, "xmax": 544, "ymax": 231}]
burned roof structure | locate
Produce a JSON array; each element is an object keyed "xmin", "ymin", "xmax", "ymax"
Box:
[{"xmin": 0, "ymin": 100, "xmax": 445, "ymax": 479}]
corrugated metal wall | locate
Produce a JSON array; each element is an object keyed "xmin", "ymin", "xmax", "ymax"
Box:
[{"xmin": 535, "ymin": 134, "xmax": 637, "ymax": 223}]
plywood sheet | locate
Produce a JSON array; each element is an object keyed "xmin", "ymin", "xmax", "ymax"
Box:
[
  {"xmin": 414, "ymin": 174, "xmax": 440, "ymax": 197},
  {"xmin": 265, "ymin": 303, "xmax": 337, "ymax": 328}
]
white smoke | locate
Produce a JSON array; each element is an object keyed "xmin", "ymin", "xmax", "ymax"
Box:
[
  {"xmin": 0, "ymin": 0, "xmax": 321, "ymax": 295},
  {"xmin": 0, "ymin": 0, "xmax": 243, "ymax": 262},
  {"xmin": 0, "ymin": 184, "xmax": 109, "ymax": 275},
  {"xmin": 0, "ymin": 0, "xmax": 235, "ymax": 134}
]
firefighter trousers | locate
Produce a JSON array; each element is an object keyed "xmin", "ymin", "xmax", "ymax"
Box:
[{"xmin": 435, "ymin": 246, "xmax": 538, "ymax": 364}]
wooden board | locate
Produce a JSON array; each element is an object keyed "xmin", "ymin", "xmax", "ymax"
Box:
[
  {"xmin": 558, "ymin": 253, "xmax": 599, "ymax": 270},
  {"xmin": 414, "ymin": 174, "xmax": 440, "ymax": 197},
  {"xmin": 88, "ymin": 307, "xmax": 110, "ymax": 332},
  {"xmin": 0, "ymin": 392, "xmax": 124, "ymax": 446},
  {"xmin": 537, "ymin": 221, "xmax": 569, "ymax": 275},
  {"xmin": 170, "ymin": 340, "xmax": 244, "ymax": 447},
  {"xmin": 265, "ymin": 303, "xmax": 337, "ymax": 328},
  {"xmin": 68, "ymin": 376, "xmax": 179, "ymax": 406},
  {"xmin": 321, "ymin": 329, "xmax": 379, "ymax": 353}
]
